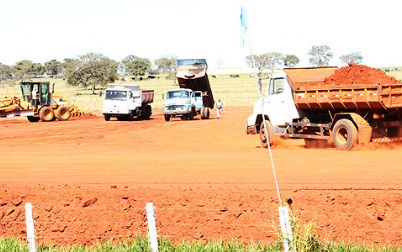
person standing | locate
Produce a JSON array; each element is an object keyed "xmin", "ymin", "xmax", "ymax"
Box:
[
  {"xmin": 31, "ymin": 86, "xmax": 39, "ymax": 109},
  {"xmin": 216, "ymin": 99, "xmax": 223, "ymax": 119}
]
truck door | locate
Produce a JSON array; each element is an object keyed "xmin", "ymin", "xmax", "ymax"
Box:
[
  {"xmin": 262, "ymin": 77, "xmax": 299, "ymax": 126},
  {"xmin": 191, "ymin": 91, "xmax": 203, "ymax": 109}
]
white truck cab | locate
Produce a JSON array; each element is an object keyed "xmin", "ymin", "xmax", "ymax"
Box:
[
  {"xmin": 103, "ymin": 84, "xmax": 153, "ymax": 121},
  {"xmin": 247, "ymin": 72, "xmax": 300, "ymax": 135}
]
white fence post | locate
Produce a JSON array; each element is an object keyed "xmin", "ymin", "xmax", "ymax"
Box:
[
  {"xmin": 146, "ymin": 202, "xmax": 158, "ymax": 252},
  {"xmin": 25, "ymin": 203, "xmax": 36, "ymax": 252},
  {"xmin": 278, "ymin": 205, "xmax": 294, "ymax": 252}
]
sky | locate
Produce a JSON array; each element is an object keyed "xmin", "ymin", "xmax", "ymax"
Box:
[{"xmin": 1, "ymin": 0, "xmax": 401, "ymax": 68}]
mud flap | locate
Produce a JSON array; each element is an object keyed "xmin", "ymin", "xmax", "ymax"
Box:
[{"xmin": 349, "ymin": 113, "xmax": 372, "ymax": 144}]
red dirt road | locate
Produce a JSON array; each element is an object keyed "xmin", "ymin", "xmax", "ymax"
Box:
[{"xmin": 0, "ymin": 108, "xmax": 401, "ymax": 247}]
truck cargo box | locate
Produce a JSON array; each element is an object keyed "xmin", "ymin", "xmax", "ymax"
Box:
[{"xmin": 285, "ymin": 67, "xmax": 402, "ymax": 111}]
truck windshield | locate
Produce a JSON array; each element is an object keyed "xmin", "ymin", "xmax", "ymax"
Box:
[
  {"xmin": 167, "ymin": 90, "xmax": 190, "ymax": 99},
  {"xmin": 105, "ymin": 90, "xmax": 127, "ymax": 100}
]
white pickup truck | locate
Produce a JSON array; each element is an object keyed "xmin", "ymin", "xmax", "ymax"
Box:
[{"xmin": 102, "ymin": 84, "xmax": 154, "ymax": 121}]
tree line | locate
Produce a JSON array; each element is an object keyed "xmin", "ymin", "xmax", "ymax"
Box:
[
  {"xmin": 0, "ymin": 45, "xmax": 362, "ymax": 92},
  {"xmin": 245, "ymin": 45, "xmax": 363, "ymax": 76},
  {"xmin": 0, "ymin": 54, "xmax": 177, "ymax": 94}
]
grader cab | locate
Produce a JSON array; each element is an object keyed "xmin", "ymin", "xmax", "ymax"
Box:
[{"xmin": 20, "ymin": 82, "xmax": 72, "ymax": 122}]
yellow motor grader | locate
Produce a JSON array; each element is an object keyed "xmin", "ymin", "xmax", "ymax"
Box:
[{"xmin": 0, "ymin": 82, "xmax": 82, "ymax": 122}]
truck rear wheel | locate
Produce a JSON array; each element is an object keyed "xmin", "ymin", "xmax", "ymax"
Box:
[
  {"xmin": 331, "ymin": 119, "xmax": 358, "ymax": 150},
  {"xmin": 142, "ymin": 105, "xmax": 152, "ymax": 120},
  {"xmin": 387, "ymin": 127, "xmax": 402, "ymax": 137},
  {"xmin": 259, "ymin": 120, "xmax": 274, "ymax": 148},
  {"xmin": 104, "ymin": 115, "xmax": 111, "ymax": 121},
  {"xmin": 39, "ymin": 106, "xmax": 54, "ymax": 122},
  {"xmin": 201, "ymin": 107, "xmax": 210, "ymax": 119},
  {"xmin": 164, "ymin": 114, "xmax": 171, "ymax": 122},
  {"xmin": 55, "ymin": 106, "xmax": 71, "ymax": 121}
]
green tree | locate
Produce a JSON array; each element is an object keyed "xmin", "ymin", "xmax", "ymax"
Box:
[
  {"xmin": 66, "ymin": 53, "xmax": 118, "ymax": 94},
  {"xmin": 44, "ymin": 59, "xmax": 63, "ymax": 76},
  {"xmin": 122, "ymin": 55, "xmax": 151, "ymax": 79},
  {"xmin": 245, "ymin": 52, "xmax": 284, "ymax": 74},
  {"xmin": 339, "ymin": 52, "xmax": 363, "ymax": 65},
  {"xmin": 0, "ymin": 63, "xmax": 14, "ymax": 86},
  {"xmin": 154, "ymin": 57, "xmax": 177, "ymax": 74},
  {"xmin": 13, "ymin": 60, "xmax": 35, "ymax": 81},
  {"xmin": 32, "ymin": 63, "xmax": 45, "ymax": 76},
  {"xmin": 308, "ymin": 45, "xmax": 333, "ymax": 66},
  {"xmin": 283, "ymin": 54, "xmax": 300, "ymax": 68}
]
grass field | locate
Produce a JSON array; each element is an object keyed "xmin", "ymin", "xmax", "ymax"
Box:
[
  {"xmin": 0, "ymin": 68, "xmax": 401, "ymax": 115},
  {"xmin": 1, "ymin": 237, "xmax": 400, "ymax": 252}
]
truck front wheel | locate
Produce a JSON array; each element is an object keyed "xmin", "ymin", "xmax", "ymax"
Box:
[
  {"xmin": 104, "ymin": 115, "xmax": 111, "ymax": 121},
  {"xmin": 259, "ymin": 120, "xmax": 274, "ymax": 148},
  {"xmin": 331, "ymin": 119, "xmax": 358, "ymax": 150},
  {"xmin": 164, "ymin": 114, "xmax": 171, "ymax": 122}
]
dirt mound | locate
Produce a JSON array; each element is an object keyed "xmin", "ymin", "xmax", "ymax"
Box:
[{"xmin": 323, "ymin": 63, "xmax": 401, "ymax": 85}]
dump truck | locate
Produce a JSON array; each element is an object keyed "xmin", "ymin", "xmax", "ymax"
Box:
[
  {"xmin": 163, "ymin": 88, "xmax": 204, "ymax": 121},
  {"xmin": 0, "ymin": 82, "xmax": 79, "ymax": 122},
  {"xmin": 246, "ymin": 66, "xmax": 402, "ymax": 150},
  {"xmin": 102, "ymin": 84, "xmax": 153, "ymax": 121},
  {"xmin": 163, "ymin": 59, "xmax": 214, "ymax": 121}
]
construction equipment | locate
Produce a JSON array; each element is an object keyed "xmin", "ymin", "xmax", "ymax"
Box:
[
  {"xmin": 0, "ymin": 81, "xmax": 83, "ymax": 122},
  {"xmin": 246, "ymin": 66, "xmax": 402, "ymax": 150},
  {"xmin": 163, "ymin": 59, "xmax": 215, "ymax": 121},
  {"xmin": 102, "ymin": 84, "xmax": 154, "ymax": 121}
]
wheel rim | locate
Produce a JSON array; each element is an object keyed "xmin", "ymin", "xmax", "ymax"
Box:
[
  {"xmin": 43, "ymin": 109, "xmax": 53, "ymax": 121},
  {"xmin": 335, "ymin": 127, "xmax": 348, "ymax": 145},
  {"xmin": 60, "ymin": 108, "xmax": 69, "ymax": 120}
]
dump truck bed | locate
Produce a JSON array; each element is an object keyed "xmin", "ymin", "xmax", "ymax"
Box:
[
  {"xmin": 176, "ymin": 59, "xmax": 214, "ymax": 108},
  {"xmin": 285, "ymin": 67, "xmax": 402, "ymax": 111},
  {"xmin": 141, "ymin": 90, "xmax": 154, "ymax": 104}
]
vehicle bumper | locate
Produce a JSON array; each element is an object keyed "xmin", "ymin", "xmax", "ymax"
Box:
[{"xmin": 163, "ymin": 110, "xmax": 192, "ymax": 116}]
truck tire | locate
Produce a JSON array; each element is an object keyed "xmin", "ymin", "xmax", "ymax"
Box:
[
  {"xmin": 104, "ymin": 115, "xmax": 111, "ymax": 121},
  {"xmin": 142, "ymin": 105, "xmax": 152, "ymax": 120},
  {"xmin": 164, "ymin": 114, "xmax": 171, "ymax": 122},
  {"xmin": 205, "ymin": 108, "xmax": 210, "ymax": 119},
  {"xmin": 27, "ymin": 116, "xmax": 40, "ymax": 122},
  {"xmin": 188, "ymin": 111, "xmax": 194, "ymax": 120},
  {"xmin": 200, "ymin": 108, "xmax": 205, "ymax": 119},
  {"xmin": 387, "ymin": 127, "xmax": 402, "ymax": 137},
  {"xmin": 55, "ymin": 106, "xmax": 71, "ymax": 121},
  {"xmin": 304, "ymin": 139, "xmax": 328, "ymax": 149},
  {"xmin": 259, "ymin": 120, "xmax": 274, "ymax": 148},
  {"xmin": 331, "ymin": 119, "xmax": 358, "ymax": 150},
  {"xmin": 201, "ymin": 107, "xmax": 210, "ymax": 120},
  {"xmin": 39, "ymin": 106, "xmax": 54, "ymax": 122}
]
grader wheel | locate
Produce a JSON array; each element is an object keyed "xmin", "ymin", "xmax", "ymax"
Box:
[
  {"xmin": 39, "ymin": 106, "xmax": 54, "ymax": 122},
  {"xmin": 55, "ymin": 106, "xmax": 71, "ymax": 121}
]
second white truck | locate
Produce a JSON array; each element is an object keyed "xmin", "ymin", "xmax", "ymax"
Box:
[{"xmin": 102, "ymin": 84, "xmax": 154, "ymax": 121}]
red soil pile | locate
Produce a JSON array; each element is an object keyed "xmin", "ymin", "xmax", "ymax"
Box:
[{"xmin": 324, "ymin": 63, "xmax": 401, "ymax": 85}]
